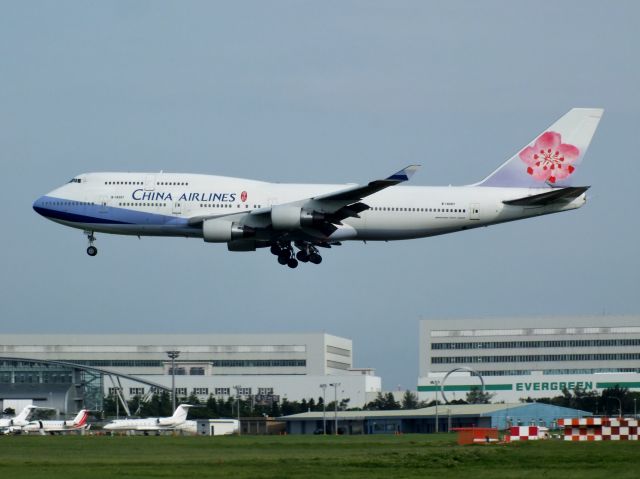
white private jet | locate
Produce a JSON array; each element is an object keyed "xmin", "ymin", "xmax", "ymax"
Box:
[
  {"xmin": 33, "ymin": 108, "xmax": 602, "ymax": 268},
  {"xmin": 0, "ymin": 405, "xmax": 38, "ymax": 434},
  {"xmin": 103, "ymin": 404, "xmax": 193, "ymax": 434},
  {"xmin": 22, "ymin": 409, "xmax": 90, "ymax": 435}
]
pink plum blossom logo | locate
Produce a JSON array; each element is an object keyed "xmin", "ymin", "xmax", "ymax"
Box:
[{"xmin": 519, "ymin": 131, "xmax": 580, "ymax": 184}]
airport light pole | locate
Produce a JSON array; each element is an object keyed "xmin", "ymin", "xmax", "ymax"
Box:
[
  {"xmin": 609, "ymin": 396, "xmax": 623, "ymax": 418},
  {"xmin": 430, "ymin": 380, "xmax": 440, "ymax": 433},
  {"xmin": 320, "ymin": 384, "xmax": 327, "ymax": 435},
  {"xmin": 329, "ymin": 383, "xmax": 340, "ymax": 435},
  {"xmin": 166, "ymin": 350, "xmax": 180, "ymax": 412},
  {"xmin": 234, "ymin": 385, "xmax": 242, "ymax": 435}
]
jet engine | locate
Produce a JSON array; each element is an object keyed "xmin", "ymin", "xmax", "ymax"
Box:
[
  {"xmin": 271, "ymin": 205, "xmax": 325, "ymax": 230},
  {"xmin": 203, "ymin": 219, "xmax": 255, "ymax": 243}
]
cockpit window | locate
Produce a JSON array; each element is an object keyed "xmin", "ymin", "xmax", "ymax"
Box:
[{"xmin": 68, "ymin": 178, "xmax": 82, "ymax": 183}]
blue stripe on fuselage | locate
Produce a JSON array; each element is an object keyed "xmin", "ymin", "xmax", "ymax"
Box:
[{"xmin": 33, "ymin": 196, "xmax": 188, "ymax": 226}]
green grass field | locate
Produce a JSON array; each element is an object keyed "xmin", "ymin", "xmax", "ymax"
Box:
[{"xmin": 1, "ymin": 434, "xmax": 639, "ymax": 478}]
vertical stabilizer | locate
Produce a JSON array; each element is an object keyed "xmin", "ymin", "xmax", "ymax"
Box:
[
  {"xmin": 73, "ymin": 409, "xmax": 89, "ymax": 426},
  {"xmin": 170, "ymin": 404, "xmax": 192, "ymax": 424},
  {"xmin": 477, "ymin": 108, "xmax": 603, "ymax": 187},
  {"xmin": 14, "ymin": 405, "xmax": 37, "ymax": 424}
]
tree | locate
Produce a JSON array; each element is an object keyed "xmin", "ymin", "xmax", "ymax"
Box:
[
  {"xmin": 466, "ymin": 386, "xmax": 494, "ymax": 404},
  {"xmin": 401, "ymin": 390, "xmax": 420, "ymax": 409},
  {"xmin": 364, "ymin": 392, "xmax": 401, "ymax": 411},
  {"xmin": 206, "ymin": 395, "xmax": 220, "ymax": 418}
]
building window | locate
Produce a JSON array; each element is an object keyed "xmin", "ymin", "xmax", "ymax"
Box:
[
  {"xmin": 257, "ymin": 387, "xmax": 273, "ymax": 395},
  {"xmin": 175, "ymin": 388, "xmax": 187, "ymax": 396},
  {"xmin": 327, "ymin": 346, "xmax": 351, "ymax": 357},
  {"xmin": 211, "ymin": 359, "xmax": 306, "ymax": 367},
  {"xmin": 237, "ymin": 387, "xmax": 251, "ymax": 396},
  {"xmin": 215, "ymin": 387, "xmax": 230, "ymax": 395},
  {"xmin": 129, "ymin": 387, "xmax": 145, "ymax": 396},
  {"xmin": 430, "ymin": 353, "xmax": 640, "ymax": 364},
  {"xmin": 193, "ymin": 387, "xmax": 209, "ymax": 395},
  {"xmin": 327, "ymin": 360, "xmax": 350, "ymax": 370},
  {"xmin": 431, "ymin": 338, "xmax": 640, "ymax": 350},
  {"xmin": 189, "ymin": 367, "xmax": 205, "ymax": 375}
]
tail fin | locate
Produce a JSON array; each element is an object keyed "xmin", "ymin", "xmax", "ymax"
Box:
[
  {"xmin": 477, "ymin": 108, "xmax": 603, "ymax": 187},
  {"xmin": 72, "ymin": 409, "xmax": 89, "ymax": 426},
  {"xmin": 170, "ymin": 404, "xmax": 192, "ymax": 423},
  {"xmin": 15, "ymin": 405, "xmax": 37, "ymax": 423}
]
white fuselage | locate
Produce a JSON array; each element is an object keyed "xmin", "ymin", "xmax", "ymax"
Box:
[
  {"xmin": 33, "ymin": 172, "xmax": 587, "ymax": 243},
  {"xmin": 103, "ymin": 417, "xmax": 182, "ymax": 432},
  {"xmin": 22, "ymin": 421, "xmax": 86, "ymax": 433}
]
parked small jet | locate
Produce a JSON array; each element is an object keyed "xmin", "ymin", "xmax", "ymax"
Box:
[
  {"xmin": 33, "ymin": 108, "xmax": 602, "ymax": 267},
  {"xmin": 22, "ymin": 409, "xmax": 90, "ymax": 435},
  {"xmin": 0, "ymin": 405, "xmax": 38, "ymax": 434},
  {"xmin": 103, "ymin": 404, "xmax": 192, "ymax": 434}
]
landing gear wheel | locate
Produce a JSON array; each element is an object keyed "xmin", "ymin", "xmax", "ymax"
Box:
[
  {"xmin": 287, "ymin": 258, "xmax": 299, "ymax": 269},
  {"xmin": 309, "ymin": 253, "xmax": 322, "ymax": 264},
  {"xmin": 277, "ymin": 255, "xmax": 289, "ymax": 265},
  {"xmin": 85, "ymin": 231, "xmax": 97, "ymax": 256},
  {"xmin": 296, "ymin": 251, "xmax": 309, "ymax": 262},
  {"xmin": 270, "ymin": 245, "xmax": 281, "ymax": 256}
]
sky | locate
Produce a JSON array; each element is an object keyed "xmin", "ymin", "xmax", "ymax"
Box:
[{"xmin": 1, "ymin": 1, "xmax": 639, "ymax": 391}]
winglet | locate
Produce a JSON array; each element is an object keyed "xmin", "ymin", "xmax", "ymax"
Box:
[{"xmin": 386, "ymin": 165, "xmax": 420, "ymax": 182}]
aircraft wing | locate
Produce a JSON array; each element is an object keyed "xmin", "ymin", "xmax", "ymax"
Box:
[
  {"xmin": 311, "ymin": 164, "xmax": 420, "ymax": 203},
  {"xmin": 188, "ymin": 165, "xmax": 420, "ymax": 240}
]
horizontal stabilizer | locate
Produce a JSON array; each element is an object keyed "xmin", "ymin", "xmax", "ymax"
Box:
[{"xmin": 503, "ymin": 186, "xmax": 589, "ymax": 206}]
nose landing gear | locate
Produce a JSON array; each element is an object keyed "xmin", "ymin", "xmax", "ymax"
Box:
[{"xmin": 85, "ymin": 231, "xmax": 98, "ymax": 257}]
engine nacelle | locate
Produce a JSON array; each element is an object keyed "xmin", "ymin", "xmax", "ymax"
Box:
[
  {"xmin": 271, "ymin": 205, "xmax": 325, "ymax": 230},
  {"xmin": 203, "ymin": 219, "xmax": 255, "ymax": 243}
]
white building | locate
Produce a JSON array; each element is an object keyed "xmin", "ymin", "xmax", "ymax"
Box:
[
  {"xmin": 418, "ymin": 316, "xmax": 640, "ymax": 403},
  {"xmin": 0, "ymin": 333, "xmax": 381, "ymax": 408}
]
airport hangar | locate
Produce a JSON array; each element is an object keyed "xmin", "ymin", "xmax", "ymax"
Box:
[
  {"xmin": 280, "ymin": 402, "xmax": 592, "ymax": 435},
  {"xmin": 0, "ymin": 333, "xmax": 381, "ymax": 414},
  {"xmin": 418, "ymin": 316, "xmax": 640, "ymax": 405}
]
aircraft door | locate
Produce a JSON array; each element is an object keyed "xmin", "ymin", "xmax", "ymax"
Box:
[
  {"xmin": 172, "ymin": 202, "xmax": 182, "ymax": 215},
  {"xmin": 144, "ymin": 175, "xmax": 156, "ymax": 191},
  {"xmin": 469, "ymin": 203, "xmax": 480, "ymax": 220},
  {"xmin": 99, "ymin": 196, "xmax": 109, "ymax": 213}
]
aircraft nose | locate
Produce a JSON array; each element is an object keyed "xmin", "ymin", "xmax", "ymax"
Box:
[{"xmin": 32, "ymin": 196, "xmax": 47, "ymax": 217}]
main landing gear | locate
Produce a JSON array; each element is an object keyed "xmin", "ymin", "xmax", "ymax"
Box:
[
  {"xmin": 270, "ymin": 242, "xmax": 322, "ymax": 268},
  {"xmin": 85, "ymin": 231, "xmax": 98, "ymax": 257}
]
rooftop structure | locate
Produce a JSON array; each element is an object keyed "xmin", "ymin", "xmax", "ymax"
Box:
[{"xmin": 418, "ymin": 316, "xmax": 640, "ymax": 402}]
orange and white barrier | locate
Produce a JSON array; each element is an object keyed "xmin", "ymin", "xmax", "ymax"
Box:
[
  {"xmin": 559, "ymin": 418, "xmax": 639, "ymax": 441},
  {"xmin": 506, "ymin": 426, "xmax": 540, "ymax": 441}
]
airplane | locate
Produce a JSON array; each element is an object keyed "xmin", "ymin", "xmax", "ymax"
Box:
[
  {"xmin": 33, "ymin": 108, "xmax": 603, "ymax": 268},
  {"xmin": 22, "ymin": 409, "xmax": 90, "ymax": 435},
  {"xmin": 0, "ymin": 405, "xmax": 38, "ymax": 434},
  {"xmin": 103, "ymin": 404, "xmax": 193, "ymax": 434}
]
